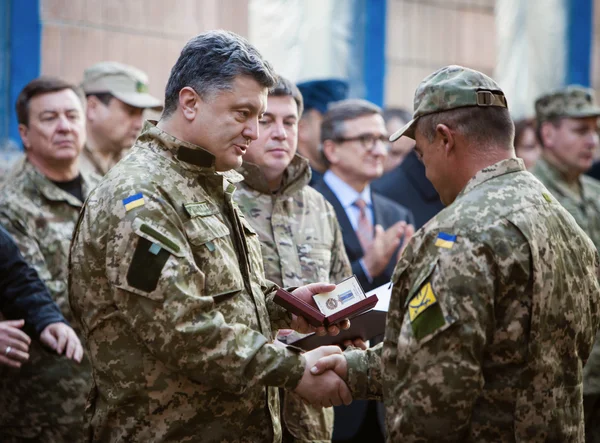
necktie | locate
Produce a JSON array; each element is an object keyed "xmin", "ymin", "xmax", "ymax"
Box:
[{"xmin": 354, "ymin": 198, "xmax": 373, "ymax": 251}]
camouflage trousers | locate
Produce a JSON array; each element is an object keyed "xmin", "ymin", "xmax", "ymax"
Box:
[
  {"xmin": 0, "ymin": 424, "xmax": 86, "ymax": 443},
  {"xmin": 585, "ymin": 394, "xmax": 600, "ymax": 443}
]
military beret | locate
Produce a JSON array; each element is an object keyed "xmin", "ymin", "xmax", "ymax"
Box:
[{"xmin": 296, "ymin": 79, "xmax": 349, "ymax": 114}]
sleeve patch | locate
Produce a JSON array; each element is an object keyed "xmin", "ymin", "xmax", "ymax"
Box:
[
  {"xmin": 409, "ymin": 282, "xmax": 446, "ymax": 341},
  {"xmin": 126, "ymin": 237, "xmax": 171, "ymax": 292},
  {"xmin": 435, "ymin": 232, "xmax": 456, "ymax": 249},
  {"xmin": 123, "ymin": 193, "xmax": 145, "ymax": 211}
]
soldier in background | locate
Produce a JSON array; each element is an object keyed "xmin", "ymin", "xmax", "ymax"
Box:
[
  {"xmin": 312, "ymin": 66, "xmax": 600, "ymax": 442},
  {"xmin": 80, "ymin": 61, "xmax": 162, "ymax": 176},
  {"xmin": 531, "ymin": 86, "xmax": 600, "ymax": 443},
  {"xmin": 297, "ymin": 79, "xmax": 348, "ymax": 186},
  {"xmin": 69, "ymin": 30, "xmax": 352, "ymax": 442},
  {"xmin": 234, "ymin": 76, "xmax": 352, "ymax": 442},
  {"xmin": 0, "ymin": 77, "xmax": 96, "ymax": 442}
]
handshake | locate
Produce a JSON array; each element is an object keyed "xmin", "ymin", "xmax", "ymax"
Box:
[{"xmin": 293, "ymin": 345, "xmax": 352, "ymax": 408}]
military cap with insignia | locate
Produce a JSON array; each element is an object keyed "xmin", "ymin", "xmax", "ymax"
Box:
[
  {"xmin": 81, "ymin": 61, "xmax": 162, "ymax": 109},
  {"xmin": 535, "ymin": 85, "xmax": 600, "ymax": 123}
]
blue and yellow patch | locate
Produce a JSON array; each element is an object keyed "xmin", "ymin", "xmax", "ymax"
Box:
[
  {"xmin": 123, "ymin": 193, "xmax": 145, "ymax": 211},
  {"xmin": 435, "ymin": 232, "xmax": 456, "ymax": 249}
]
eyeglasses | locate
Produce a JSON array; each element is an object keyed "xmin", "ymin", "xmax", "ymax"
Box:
[{"xmin": 334, "ymin": 133, "xmax": 390, "ymax": 152}]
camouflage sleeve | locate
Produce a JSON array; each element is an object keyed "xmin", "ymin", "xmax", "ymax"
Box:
[
  {"xmin": 328, "ymin": 206, "xmax": 353, "ymax": 283},
  {"xmin": 0, "ymin": 210, "xmax": 68, "ymax": 315},
  {"xmin": 345, "ymin": 343, "xmax": 383, "ymax": 400},
  {"xmin": 390, "ymin": 235, "xmax": 495, "ymax": 440},
  {"xmin": 100, "ymin": 191, "xmax": 305, "ymax": 393}
]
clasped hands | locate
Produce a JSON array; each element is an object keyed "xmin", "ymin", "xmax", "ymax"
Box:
[{"xmin": 294, "ymin": 345, "xmax": 351, "ymax": 407}]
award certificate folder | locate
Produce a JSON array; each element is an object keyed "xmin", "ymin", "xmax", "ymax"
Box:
[
  {"xmin": 273, "ymin": 275, "xmax": 379, "ymax": 327},
  {"xmin": 285, "ymin": 282, "xmax": 392, "ymax": 351}
]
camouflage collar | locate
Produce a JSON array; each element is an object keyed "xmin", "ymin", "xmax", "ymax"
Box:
[
  {"xmin": 458, "ymin": 157, "xmax": 525, "ymax": 199},
  {"xmin": 22, "ymin": 159, "xmax": 90, "ymax": 207},
  {"xmin": 82, "ymin": 143, "xmax": 119, "ymax": 176},
  {"xmin": 237, "ymin": 154, "xmax": 310, "ymax": 195},
  {"xmin": 533, "ymin": 157, "xmax": 587, "ymax": 204}
]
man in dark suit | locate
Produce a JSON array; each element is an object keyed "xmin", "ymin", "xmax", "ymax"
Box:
[{"xmin": 313, "ymin": 99, "xmax": 414, "ymax": 442}]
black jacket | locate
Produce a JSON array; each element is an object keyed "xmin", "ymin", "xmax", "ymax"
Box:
[
  {"xmin": 0, "ymin": 225, "xmax": 66, "ymax": 336},
  {"xmin": 372, "ymin": 150, "xmax": 444, "ymax": 229}
]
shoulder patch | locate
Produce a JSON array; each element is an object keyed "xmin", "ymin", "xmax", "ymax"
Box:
[
  {"xmin": 409, "ymin": 281, "xmax": 446, "ymax": 341},
  {"xmin": 127, "ymin": 237, "xmax": 171, "ymax": 292},
  {"xmin": 435, "ymin": 232, "xmax": 456, "ymax": 249},
  {"xmin": 123, "ymin": 193, "xmax": 145, "ymax": 211}
]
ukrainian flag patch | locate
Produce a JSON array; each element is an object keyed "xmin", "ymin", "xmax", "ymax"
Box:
[
  {"xmin": 123, "ymin": 193, "xmax": 145, "ymax": 211},
  {"xmin": 435, "ymin": 232, "xmax": 456, "ymax": 249}
]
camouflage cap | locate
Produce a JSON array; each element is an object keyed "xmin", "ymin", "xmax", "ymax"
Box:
[
  {"xmin": 81, "ymin": 61, "xmax": 162, "ymax": 109},
  {"xmin": 390, "ymin": 65, "xmax": 508, "ymax": 141},
  {"xmin": 535, "ymin": 85, "xmax": 600, "ymax": 123}
]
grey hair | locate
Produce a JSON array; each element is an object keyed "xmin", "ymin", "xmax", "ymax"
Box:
[
  {"xmin": 416, "ymin": 106, "xmax": 515, "ymax": 149},
  {"xmin": 162, "ymin": 30, "xmax": 277, "ymax": 117},
  {"xmin": 321, "ymin": 99, "xmax": 383, "ymax": 143}
]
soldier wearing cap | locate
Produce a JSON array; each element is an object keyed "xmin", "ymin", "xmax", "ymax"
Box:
[
  {"xmin": 81, "ymin": 61, "xmax": 162, "ymax": 176},
  {"xmin": 296, "ymin": 79, "xmax": 348, "ymax": 186},
  {"xmin": 310, "ymin": 65, "xmax": 600, "ymax": 441},
  {"xmin": 532, "ymin": 86, "xmax": 600, "ymax": 442}
]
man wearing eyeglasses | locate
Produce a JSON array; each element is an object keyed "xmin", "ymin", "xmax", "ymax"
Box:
[{"xmin": 312, "ymin": 98, "xmax": 414, "ymax": 442}]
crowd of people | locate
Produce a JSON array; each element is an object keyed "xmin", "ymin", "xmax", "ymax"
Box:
[{"xmin": 1, "ymin": 29, "xmax": 600, "ymax": 443}]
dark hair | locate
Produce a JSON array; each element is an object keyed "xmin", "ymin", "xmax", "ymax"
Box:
[
  {"xmin": 383, "ymin": 107, "xmax": 412, "ymax": 126},
  {"xmin": 86, "ymin": 92, "xmax": 114, "ymax": 106},
  {"xmin": 514, "ymin": 118, "xmax": 535, "ymax": 147},
  {"xmin": 16, "ymin": 76, "xmax": 85, "ymax": 126},
  {"xmin": 162, "ymin": 30, "xmax": 277, "ymax": 117},
  {"xmin": 269, "ymin": 76, "xmax": 304, "ymax": 117},
  {"xmin": 416, "ymin": 106, "xmax": 515, "ymax": 149},
  {"xmin": 321, "ymin": 99, "xmax": 383, "ymax": 143}
]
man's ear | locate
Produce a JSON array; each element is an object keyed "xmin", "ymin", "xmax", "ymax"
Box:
[
  {"xmin": 18, "ymin": 124, "xmax": 30, "ymax": 150},
  {"xmin": 540, "ymin": 121, "xmax": 556, "ymax": 149},
  {"xmin": 436, "ymin": 123, "xmax": 454, "ymax": 157},
  {"xmin": 179, "ymin": 87, "xmax": 199, "ymax": 121},
  {"xmin": 322, "ymin": 140, "xmax": 338, "ymax": 165}
]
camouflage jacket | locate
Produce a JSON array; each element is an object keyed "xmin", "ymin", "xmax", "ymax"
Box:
[
  {"xmin": 68, "ymin": 121, "xmax": 306, "ymax": 443},
  {"xmin": 533, "ymin": 157, "xmax": 600, "ymax": 395},
  {"xmin": 235, "ymin": 155, "xmax": 352, "ymax": 443},
  {"xmin": 345, "ymin": 158, "xmax": 600, "ymax": 442},
  {"xmin": 0, "ymin": 158, "xmax": 96, "ymax": 437},
  {"xmin": 235, "ymin": 155, "xmax": 351, "ymax": 287},
  {"xmin": 78, "ymin": 143, "xmax": 124, "ymax": 177}
]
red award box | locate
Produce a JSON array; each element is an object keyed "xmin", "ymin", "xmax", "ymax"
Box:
[{"xmin": 273, "ymin": 287, "xmax": 379, "ymax": 327}]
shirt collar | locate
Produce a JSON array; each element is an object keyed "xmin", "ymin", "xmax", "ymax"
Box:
[
  {"xmin": 457, "ymin": 157, "xmax": 525, "ymax": 199},
  {"xmin": 323, "ymin": 170, "xmax": 372, "ymax": 208}
]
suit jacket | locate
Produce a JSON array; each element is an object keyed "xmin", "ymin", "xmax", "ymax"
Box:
[
  {"xmin": 312, "ymin": 179, "xmax": 414, "ymax": 293},
  {"xmin": 372, "ymin": 150, "xmax": 444, "ymax": 229}
]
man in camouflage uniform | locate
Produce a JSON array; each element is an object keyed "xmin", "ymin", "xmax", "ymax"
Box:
[
  {"xmin": 235, "ymin": 76, "xmax": 352, "ymax": 442},
  {"xmin": 532, "ymin": 86, "xmax": 600, "ymax": 442},
  {"xmin": 80, "ymin": 61, "xmax": 162, "ymax": 177},
  {"xmin": 69, "ymin": 31, "xmax": 352, "ymax": 443},
  {"xmin": 311, "ymin": 65, "xmax": 600, "ymax": 441},
  {"xmin": 0, "ymin": 77, "xmax": 95, "ymax": 441}
]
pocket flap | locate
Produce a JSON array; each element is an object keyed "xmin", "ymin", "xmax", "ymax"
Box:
[
  {"xmin": 404, "ymin": 258, "xmax": 439, "ymax": 308},
  {"xmin": 184, "ymin": 214, "xmax": 230, "ymax": 246},
  {"xmin": 132, "ymin": 218, "xmax": 184, "ymax": 257}
]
